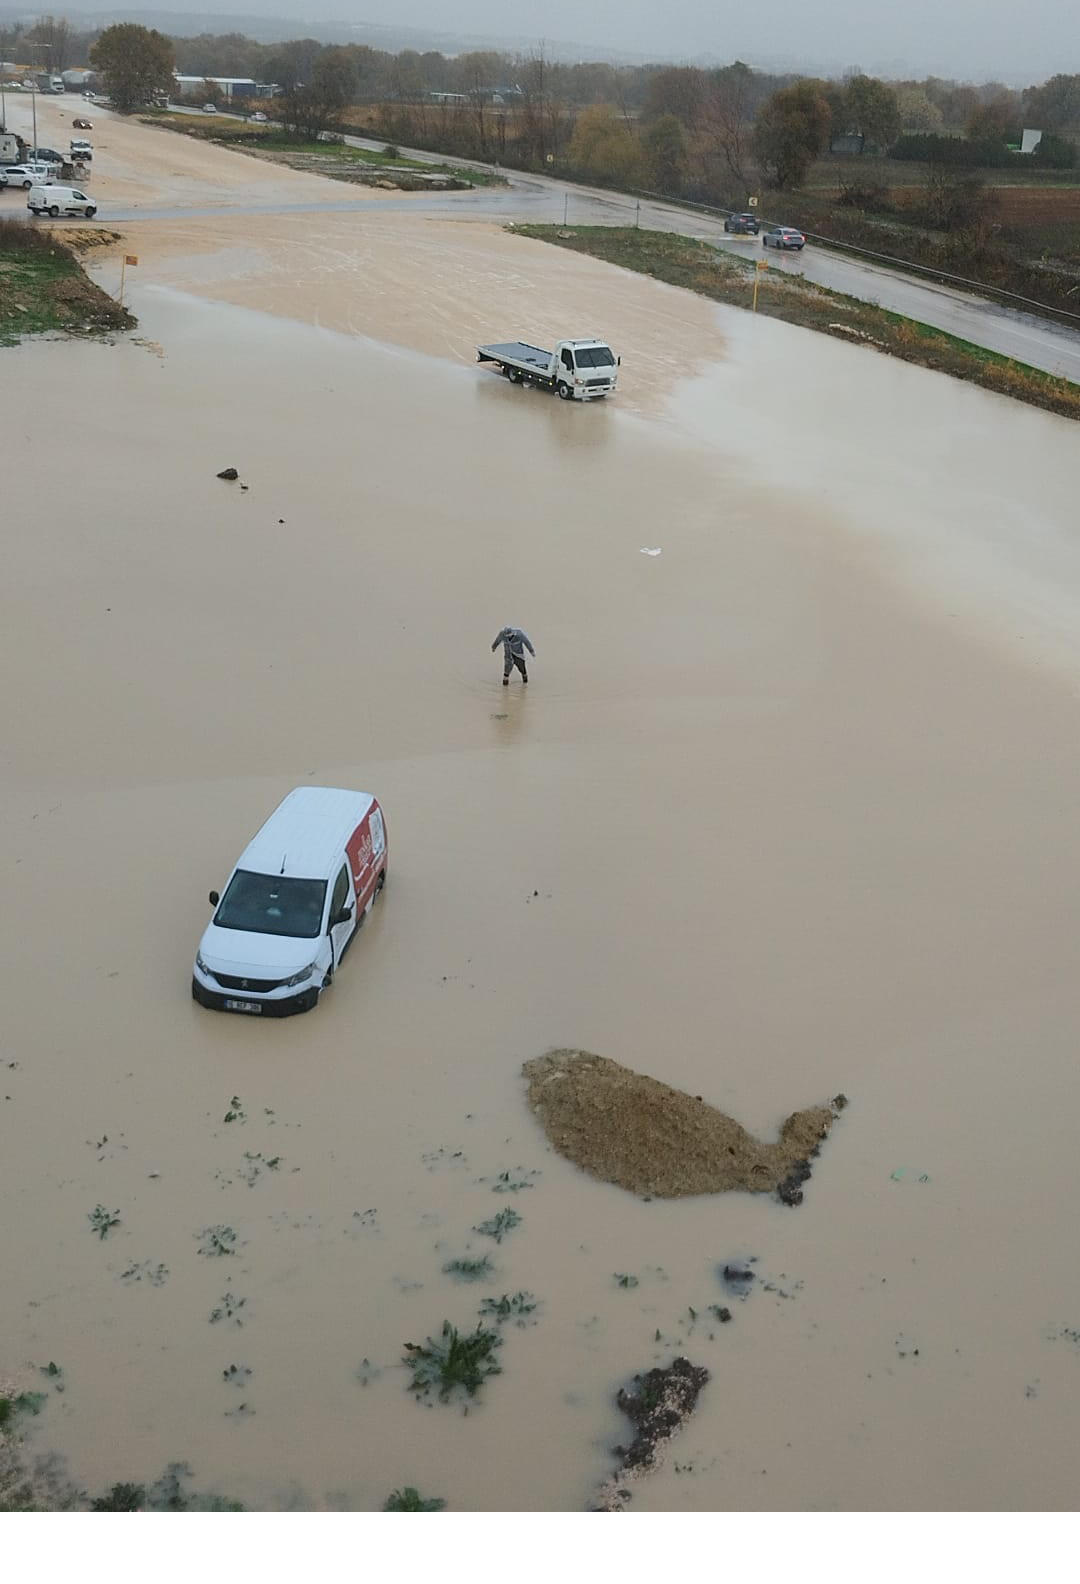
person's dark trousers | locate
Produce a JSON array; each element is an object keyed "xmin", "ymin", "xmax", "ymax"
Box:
[{"xmin": 504, "ymin": 654, "xmax": 528, "ymax": 683}]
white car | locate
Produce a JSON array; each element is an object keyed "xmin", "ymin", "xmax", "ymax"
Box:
[
  {"xmin": 203, "ymin": 102, "xmax": 217, "ymax": 114},
  {"xmin": 4, "ymin": 162, "xmax": 58, "ymax": 188}
]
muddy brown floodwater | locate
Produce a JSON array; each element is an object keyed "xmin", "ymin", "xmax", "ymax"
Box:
[{"xmin": 4, "ymin": 103, "xmax": 1080, "ymax": 1513}]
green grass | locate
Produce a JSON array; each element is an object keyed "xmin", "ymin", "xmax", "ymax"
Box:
[
  {"xmin": 403, "ymin": 1320, "xmax": 502, "ymax": 1403},
  {"xmin": 515, "ymin": 225, "xmax": 1080, "ymax": 421},
  {"xmin": 441, "ymin": 1254, "xmax": 495, "ymax": 1281},
  {"xmin": 383, "ymin": 1486, "xmax": 446, "ymax": 1511}
]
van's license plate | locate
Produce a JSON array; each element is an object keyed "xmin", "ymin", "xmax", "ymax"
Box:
[{"xmin": 224, "ymin": 998, "xmax": 263, "ymax": 1014}]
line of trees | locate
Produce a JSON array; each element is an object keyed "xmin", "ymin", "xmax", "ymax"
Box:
[{"xmin": 4, "ymin": 15, "xmax": 1078, "ymax": 199}]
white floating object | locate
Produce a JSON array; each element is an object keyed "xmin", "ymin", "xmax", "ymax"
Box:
[{"xmin": 640, "ymin": 547, "xmax": 662, "ymax": 556}]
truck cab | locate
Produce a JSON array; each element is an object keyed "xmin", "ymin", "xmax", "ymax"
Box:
[{"xmin": 555, "ymin": 340, "xmax": 619, "ymax": 398}]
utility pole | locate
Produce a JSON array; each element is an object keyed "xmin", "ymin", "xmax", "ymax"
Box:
[{"xmin": 0, "ymin": 27, "xmax": 11, "ymax": 127}]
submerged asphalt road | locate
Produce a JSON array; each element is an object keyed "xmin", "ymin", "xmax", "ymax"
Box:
[{"xmin": 91, "ymin": 168, "xmax": 1080, "ymax": 382}]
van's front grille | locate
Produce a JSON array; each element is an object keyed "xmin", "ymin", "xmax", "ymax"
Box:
[
  {"xmin": 586, "ymin": 377, "xmax": 612, "ymax": 388},
  {"xmin": 213, "ymin": 973, "xmax": 284, "ymax": 993}
]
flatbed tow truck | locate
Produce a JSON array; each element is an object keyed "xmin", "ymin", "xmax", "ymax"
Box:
[{"xmin": 476, "ymin": 337, "xmax": 619, "ymax": 400}]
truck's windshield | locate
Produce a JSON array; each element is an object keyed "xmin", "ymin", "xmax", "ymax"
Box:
[
  {"xmin": 214, "ymin": 870, "xmax": 327, "ymax": 939},
  {"xmin": 573, "ymin": 345, "xmax": 615, "ymax": 368}
]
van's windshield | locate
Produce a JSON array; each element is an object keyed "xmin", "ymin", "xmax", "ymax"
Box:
[{"xmin": 214, "ymin": 870, "xmax": 327, "ymax": 939}]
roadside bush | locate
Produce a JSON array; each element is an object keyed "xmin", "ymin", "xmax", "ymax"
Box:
[
  {"xmin": 890, "ymin": 130, "xmax": 1077, "ymax": 170},
  {"xmin": 1030, "ymin": 132, "xmax": 1077, "ymax": 168},
  {"xmin": 0, "ymin": 216, "xmax": 64, "ymax": 259},
  {"xmin": 836, "ymin": 181, "xmax": 891, "ymax": 210}
]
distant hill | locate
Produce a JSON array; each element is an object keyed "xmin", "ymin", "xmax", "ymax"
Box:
[{"xmin": 0, "ymin": 5, "xmax": 652, "ymax": 60}]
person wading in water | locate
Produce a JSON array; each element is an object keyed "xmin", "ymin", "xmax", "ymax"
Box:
[{"xmin": 492, "ymin": 625, "xmax": 535, "ymax": 685}]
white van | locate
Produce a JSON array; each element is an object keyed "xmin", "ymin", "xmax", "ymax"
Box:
[
  {"xmin": 28, "ymin": 184, "xmax": 97, "ymax": 217},
  {"xmin": 192, "ymin": 786, "xmax": 388, "ymax": 1016}
]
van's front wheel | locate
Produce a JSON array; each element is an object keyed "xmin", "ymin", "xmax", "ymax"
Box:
[
  {"xmin": 49, "ymin": 205, "xmax": 59, "ymax": 217},
  {"xmin": 85, "ymin": 206, "xmax": 96, "ymax": 218},
  {"xmin": 557, "ymin": 381, "xmax": 573, "ymax": 400}
]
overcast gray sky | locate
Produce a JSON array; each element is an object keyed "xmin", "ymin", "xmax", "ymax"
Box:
[
  {"xmin": 66, "ymin": 0, "xmax": 1080, "ymax": 82},
  {"xmin": 255, "ymin": 0, "xmax": 1072, "ymax": 82}
]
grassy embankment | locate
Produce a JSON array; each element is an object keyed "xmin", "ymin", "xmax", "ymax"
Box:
[
  {"xmin": 0, "ymin": 219, "xmax": 134, "ymax": 347},
  {"xmin": 516, "ymin": 225, "xmax": 1080, "ymax": 421},
  {"xmin": 140, "ymin": 111, "xmax": 505, "ymax": 188}
]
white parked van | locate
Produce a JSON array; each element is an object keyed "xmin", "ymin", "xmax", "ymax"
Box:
[
  {"xmin": 192, "ymin": 786, "xmax": 388, "ymax": 1016},
  {"xmin": 28, "ymin": 184, "xmax": 97, "ymax": 217}
]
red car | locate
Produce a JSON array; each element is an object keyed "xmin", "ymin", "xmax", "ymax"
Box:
[{"xmin": 762, "ymin": 226, "xmax": 806, "ymax": 250}]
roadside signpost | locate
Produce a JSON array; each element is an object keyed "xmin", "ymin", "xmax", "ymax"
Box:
[
  {"xmin": 753, "ymin": 258, "xmax": 767, "ymax": 312},
  {"xmin": 119, "ymin": 255, "xmax": 138, "ymax": 305}
]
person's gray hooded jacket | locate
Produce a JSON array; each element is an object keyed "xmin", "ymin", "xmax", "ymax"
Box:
[{"xmin": 492, "ymin": 626, "xmax": 535, "ymax": 661}]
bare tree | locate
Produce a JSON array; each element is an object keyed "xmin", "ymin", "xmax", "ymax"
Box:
[
  {"xmin": 517, "ymin": 47, "xmax": 564, "ymax": 167},
  {"xmin": 28, "ymin": 15, "xmax": 73, "ymax": 73},
  {"xmin": 703, "ymin": 61, "xmax": 756, "ymax": 191}
]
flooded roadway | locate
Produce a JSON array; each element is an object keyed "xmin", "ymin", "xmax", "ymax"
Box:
[
  {"xmin": 3, "ymin": 93, "xmax": 1079, "ymax": 379},
  {"xmin": 3, "ymin": 104, "xmax": 1080, "ymax": 1512}
]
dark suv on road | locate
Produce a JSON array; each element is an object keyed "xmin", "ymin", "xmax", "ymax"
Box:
[{"xmin": 724, "ymin": 212, "xmax": 760, "ymax": 234}]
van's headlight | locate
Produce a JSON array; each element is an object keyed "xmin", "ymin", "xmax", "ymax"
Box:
[
  {"xmin": 195, "ymin": 952, "xmax": 216, "ymax": 981},
  {"xmin": 284, "ymin": 962, "xmax": 316, "ymax": 988}
]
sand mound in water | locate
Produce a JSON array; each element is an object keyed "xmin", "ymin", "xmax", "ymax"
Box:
[{"xmin": 523, "ymin": 1049, "xmax": 844, "ymax": 1201}]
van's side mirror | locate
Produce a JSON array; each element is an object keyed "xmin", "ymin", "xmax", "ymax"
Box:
[
  {"xmin": 617, "ymin": 356, "xmax": 621, "ymax": 366},
  {"xmin": 209, "ymin": 890, "xmax": 219, "ymax": 907},
  {"xmin": 330, "ymin": 905, "xmax": 352, "ymax": 929}
]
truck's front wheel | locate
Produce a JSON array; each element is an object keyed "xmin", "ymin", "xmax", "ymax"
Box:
[{"xmin": 557, "ymin": 381, "xmax": 572, "ymax": 400}]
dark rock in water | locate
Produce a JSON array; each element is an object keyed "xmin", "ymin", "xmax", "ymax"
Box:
[
  {"xmin": 216, "ymin": 467, "xmax": 239, "ymax": 480},
  {"xmin": 589, "ymin": 1357, "xmax": 709, "ymax": 1510},
  {"xmin": 722, "ymin": 1263, "xmax": 755, "ymax": 1290},
  {"xmin": 777, "ymin": 1158, "xmax": 813, "ymax": 1206},
  {"xmin": 614, "ymin": 1358, "xmax": 710, "ymax": 1471}
]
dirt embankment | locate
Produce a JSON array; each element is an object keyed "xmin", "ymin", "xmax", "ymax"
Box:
[
  {"xmin": 0, "ymin": 221, "xmax": 134, "ymax": 345},
  {"xmin": 524, "ymin": 1049, "xmax": 845, "ymax": 1203}
]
